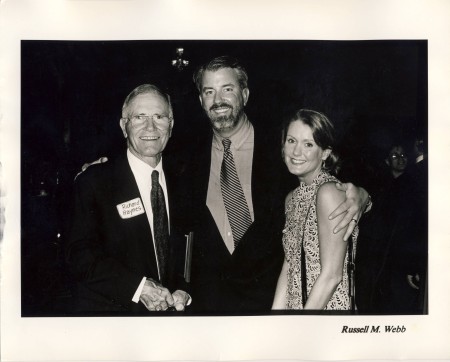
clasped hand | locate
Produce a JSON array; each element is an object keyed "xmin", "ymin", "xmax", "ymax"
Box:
[{"xmin": 139, "ymin": 279, "xmax": 190, "ymax": 312}]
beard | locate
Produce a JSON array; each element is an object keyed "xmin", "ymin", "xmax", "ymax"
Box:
[{"xmin": 207, "ymin": 103, "xmax": 244, "ymax": 133}]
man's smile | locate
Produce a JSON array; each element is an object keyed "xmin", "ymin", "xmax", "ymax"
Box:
[
  {"xmin": 140, "ymin": 135, "xmax": 160, "ymax": 141},
  {"xmin": 210, "ymin": 103, "xmax": 232, "ymax": 114},
  {"xmin": 213, "ymin": 107, "xmax": 231, "ymax": 114}
]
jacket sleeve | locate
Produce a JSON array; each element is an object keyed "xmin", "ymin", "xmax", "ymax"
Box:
[{"xmin": 65, "ymin": 170, "xmax": 143, "ymax": 308}]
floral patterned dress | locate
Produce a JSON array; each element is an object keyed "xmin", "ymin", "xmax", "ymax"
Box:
[{"xmin": 282, "ymin": 170, "xmax": 358, "ymax": 310}]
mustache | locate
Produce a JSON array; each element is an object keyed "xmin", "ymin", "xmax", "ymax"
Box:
[{"xmin": 210, "ymin": 103, "xmax": 233, "ymax": 111}]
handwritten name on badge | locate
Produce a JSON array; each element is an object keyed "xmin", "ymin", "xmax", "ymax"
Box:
[{"xmin": 117, "ymin": 198, "xmax": 145, "ymax": 219}]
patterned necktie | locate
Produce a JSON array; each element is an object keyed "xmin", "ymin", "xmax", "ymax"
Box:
[
  {"xmin": 150, "ymin": 170, "xmax": 169, "ymax": 284},
  {"xmin": 220, "ymin": 138, "xmax": 253, "ymax": 248}
]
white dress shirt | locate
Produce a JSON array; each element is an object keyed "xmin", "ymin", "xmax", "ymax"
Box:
[
  {"xmin": 206, "ymin": 115, "xmax": 255, "ymax": 254},
  {"xmin": 126, "ymin": 149, "xmax": 170, "ymax": 302}
]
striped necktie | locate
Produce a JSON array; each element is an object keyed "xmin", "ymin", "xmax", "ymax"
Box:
[
  {"xmin": 151, "ymin": 170, "xmax": 169, "ymax": 284},
  {"xmin": 220, "ymin": 138, "xmax": 252, "ymax": 248}
]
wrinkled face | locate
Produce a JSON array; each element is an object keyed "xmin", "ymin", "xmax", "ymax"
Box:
[
  {"xmin": 120, "ymin": 92, "xmax": 172, "ymax": 167},
  {"xmin": 283, "ymin": 120, "xmax": 330, "ymax": 184},
  {"xmin": 199, "ymin": 68, "xmax": 249, "ymax": 138},
  {"xmin": 388, "ymin": 146, "xmax": 408, "ymax": 172}
]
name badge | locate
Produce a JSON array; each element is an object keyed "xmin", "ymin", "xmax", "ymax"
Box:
[{"xmin": 116, "ymin": 197, "xmax": 145, "ymax": 219}]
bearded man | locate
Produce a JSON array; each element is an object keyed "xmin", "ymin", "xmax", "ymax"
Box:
[{"xmin": 182, "ymin": 56, "xmax": 370, "ymax": 313}]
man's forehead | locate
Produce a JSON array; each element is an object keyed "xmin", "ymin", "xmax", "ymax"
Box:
[
  {"xmin": 202, "ymin": 68, "xmax": 239, "ymax": 86},
  {"xmin": 130, "ymin": 92, "xmax": 168, "ymax": 108},
  {"xmin": 390, "ymin": 146, "xmax": 404, "ymax": 154}
]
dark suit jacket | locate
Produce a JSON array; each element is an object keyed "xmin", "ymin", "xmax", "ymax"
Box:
[
  {"xmin": 181, "ymin": 125, "xmax": 293, "ymax": 314},
  {"xmin": 65, "ymin": 151, "xmax": 187, "ymax": 315},
  {"xmin": 355, "ymin": 159, "xmax": 428, "ymax": 314}
]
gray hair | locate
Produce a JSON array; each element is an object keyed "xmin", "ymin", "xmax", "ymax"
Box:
[
  {"xmin": 122, "ymin": 84, "xmax": 173, "ymax": 121},
  {"xmin": 193, "ymin": 56, "xmax": 249, "ymax": 93}
]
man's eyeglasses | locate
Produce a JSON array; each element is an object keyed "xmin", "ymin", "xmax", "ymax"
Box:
[
  {"xmin": 122, "ymin": 114, "xmax": 173, "ymax": 130},
  {"xmin": 390, "ymin": 153, "xmax": 407, "ymax": 160}
]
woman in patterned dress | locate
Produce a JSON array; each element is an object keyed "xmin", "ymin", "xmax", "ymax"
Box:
[{"xmin": 272, "ymin": 109, "xmax": 358, "ymax": 310}]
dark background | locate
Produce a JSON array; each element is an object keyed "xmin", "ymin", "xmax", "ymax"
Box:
[{"xmin": 21, "ymin": 40, "xmax": 427, "ymax": 316}]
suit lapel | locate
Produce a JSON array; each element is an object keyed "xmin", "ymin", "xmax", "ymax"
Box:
[
  {"xmin": 251, "ymin": 126, "xmax": 275, "ymax": 224},
  {"xmin": 196, "ymin": 135, "xmax": 214, "ymax": 206},
  {"xmin": 162, "ymin": 159, "xmax": 176, "ymax": 234}
]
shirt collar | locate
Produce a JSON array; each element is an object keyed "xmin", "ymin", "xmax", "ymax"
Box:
[
  {"xmin": 212, "ymin": 114, "xmax": 253, "ymax": 151},
  {"xmin": 127, "ymin": 149, "xmax": 163, "ymax": 178}
]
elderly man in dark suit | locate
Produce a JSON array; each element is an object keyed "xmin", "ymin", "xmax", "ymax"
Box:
[
  {"xmin": 184, "ymin": 56, "xmax": 370, "ymax": 313},
  {"xmin": 65, "ymin": 84, "xmax": 190, "ymax": 314}
]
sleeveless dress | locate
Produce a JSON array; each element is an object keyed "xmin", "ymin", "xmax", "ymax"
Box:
[{"xmin": 282, "ymin": 170, "xmax": 358, "ymax": 310}]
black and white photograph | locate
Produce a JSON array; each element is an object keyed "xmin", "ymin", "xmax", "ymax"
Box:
[
  {"xmin": 20, "ymin": 39, "xmax": 428, "ymax": 317},
  {"xmin": 1, "ymin": 1, "xmax": 450, "ymax": 361}
]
